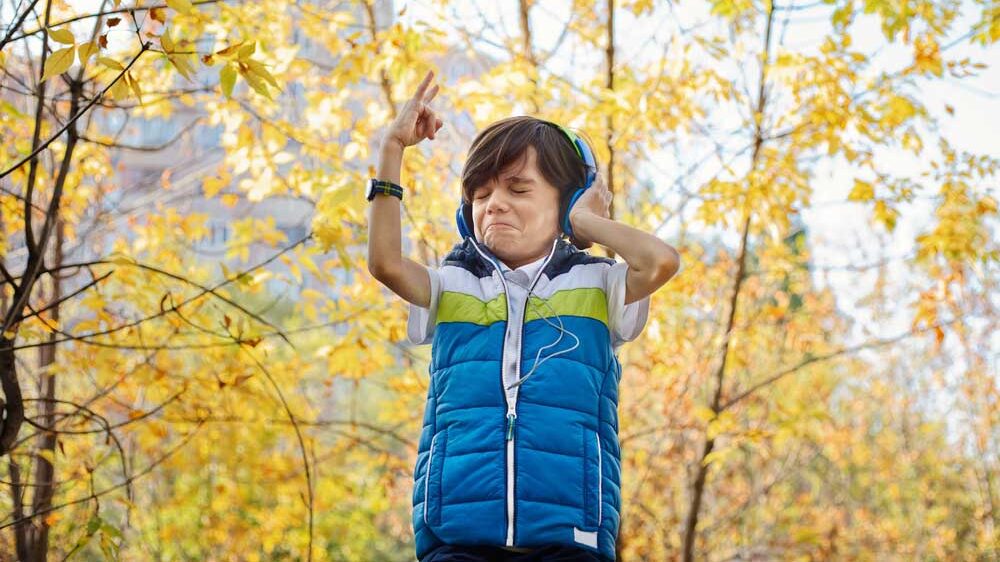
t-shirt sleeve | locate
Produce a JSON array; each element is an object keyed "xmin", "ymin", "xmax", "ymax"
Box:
[
  {"xmin": 605, "ymin": 261, "xmax": 651, "ymax": 349},
  {"xmin": 406, "ymin": 265, "xmax": 442, "ymax": 346}
]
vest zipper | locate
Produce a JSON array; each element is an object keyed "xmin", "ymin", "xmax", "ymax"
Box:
[{"xmin": 468, "ymin": 236, "xmax": 560, "ymax": 547}]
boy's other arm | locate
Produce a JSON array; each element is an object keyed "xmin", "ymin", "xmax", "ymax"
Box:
[
  {"xmin": 568, "ymin": 173, "xmax": 680, "ymax": 305},
  {"xmin": 573, "ymin": 212, "xmax": 680, "ymax": 305}
]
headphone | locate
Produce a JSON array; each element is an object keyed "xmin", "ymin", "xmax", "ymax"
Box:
[
  {"xmin": 454, "ymin": 120, "xmax": 598, "ymax": 244},
  {"xmin": 453, "ymin": 120, "xmax": 598, "ymax": 391},
  {"xmin": 502, "ymin": 268, "xmax": 581, "ymax": 391}
]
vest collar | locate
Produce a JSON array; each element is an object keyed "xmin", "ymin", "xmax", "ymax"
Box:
[{"xmin": 457, "ymin": 235, "xmax": 573, "ymax": 277}]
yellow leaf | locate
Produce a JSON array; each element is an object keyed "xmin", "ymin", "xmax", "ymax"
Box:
[
  {"xmin": 160, "ymin": 27, "xmax": 175, "ymax": 53},
  {"xmin": 237, "ymin": 42, "xmax": 256, "ymax": 61},
  {"xmin": 221, "ymin": 194, "xmax": 239, "ymax": 207},
  {"xmin": 300, "ymin": 254, "xmax": 323, "ymax": 279},
  {"xmin": 702, "ymin": 447, "xmax": 735, "ymax": 467},
  {"xmin": 245, "ymin": 59, "xmax": 279, "ymax": 88},
  {"xmin": 240, "ymin": 67, "xmax": 272, "ymax": 99},
  {"xmin": 48, "ymin": 27, "xmax": 75, "ymax": 44},
  {"xmin": 977, "ymin": 195, "xmax": 997, "ymax": 215},
  {"xmin": 220, "ymin": 64, "xmax": 237, "ymax": 98},
  {"xmin": 693, "ymin": 405, "xmax": 716, "ymax": 423},
  {"xmin": 168, "ymin": 54, "xmax": 194, "ymax": 81},
  {"xmin": 109, "ymin": 76, "xmax": 129, "ymax": 101},
  {"xmin": 77, "ymin": 42, "xmax": 99, "ymax": 65},
  {"xmin": 848, "ymin": 179, "xmax": 875, "ymax": 202},
  {"xmin": 37, "ymin": 448, "xmax": 55, "ymax": 465},
  {"xmin": 97, "ymin": 56, "xmax": 124, "ymax": 70},
  {"xmin": 127, "ymin": 72, "xmax": 142, "ymax": 103},
  {"xmin": 166, "ymin": 0, "xmax": 195, "ymax": 14},
  {"xmin": 873, "ymin": 200, "xmax": 898, "ymax": 232},
  {"xmin": 913, "ymin": 34, "xmax": 943, "ymax": 76},
  {"xmin": 215, "ymin": 41, "xmax": 245, "ymax": 59},
  {"xmin": 41, "ymin": 46, "xmax": 76, "ymax": 82},
  {"xmin": 202, "ymin": 174, "xmax": 229, "ymax": 197}
]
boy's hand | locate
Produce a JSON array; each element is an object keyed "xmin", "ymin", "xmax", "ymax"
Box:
[
  {"xmin": 568, "ymin": 172, "xmax": 612, "ymax": 247},
  {"xmin": 384, "ymin": 70, "xmax": 444, "ymax": 150}
]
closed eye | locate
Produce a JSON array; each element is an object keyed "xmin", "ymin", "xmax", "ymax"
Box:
[{"xmin": 474, "ymin": 189, "xmax": 529, "ymax": 199}]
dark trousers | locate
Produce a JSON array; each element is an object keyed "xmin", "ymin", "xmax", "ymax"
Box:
[{"xmin": 420, "ymin": 544, "xmax": 606, "ymax": 562}]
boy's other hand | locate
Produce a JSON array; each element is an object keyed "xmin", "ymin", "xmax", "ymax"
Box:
[
  {"xmin": 384, "ymin": 70, "xmax": 444, "ymax": 150},
  {"xmin": 568, "ymin": 172, "xmax": 612, "ymax": 246}
]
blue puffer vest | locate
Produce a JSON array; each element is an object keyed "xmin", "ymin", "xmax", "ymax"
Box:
[{"xmin": 412, "ymin": 235, "xmax": 625, "ymax": 562}]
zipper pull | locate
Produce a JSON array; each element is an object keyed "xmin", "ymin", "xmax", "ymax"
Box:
[{"xmin": 506, "ymin": 413, "xmax": 517, "ymax": 441}]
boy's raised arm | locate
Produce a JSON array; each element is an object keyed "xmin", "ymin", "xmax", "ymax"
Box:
[
  {"xmin": 568, "ymin": 172, "xmax": 681, "ymax": 305},
  {"xmin": 366, "ymin": 70, "xmax": 444, "ymax": 309}
]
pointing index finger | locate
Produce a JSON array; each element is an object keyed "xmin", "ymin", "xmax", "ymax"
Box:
[{"xmin": 415, "ymin": 70, "xmax": 434, "ymax": 100}]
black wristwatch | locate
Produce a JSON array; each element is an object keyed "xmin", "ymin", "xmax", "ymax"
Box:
[{"xmin": 366, "ymin": 178, "xmax": 404, "ymax": 201}]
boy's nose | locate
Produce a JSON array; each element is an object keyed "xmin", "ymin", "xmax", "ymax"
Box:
[{"xmin": 486, "ymin": 194, "xmax": 510, "ymax": 210}]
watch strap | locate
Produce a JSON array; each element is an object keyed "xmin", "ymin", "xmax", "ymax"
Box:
[{"xmin": 368, "ymin": 178, "xmax": 404, "ymax": 200}]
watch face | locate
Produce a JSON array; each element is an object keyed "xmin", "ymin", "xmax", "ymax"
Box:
[{"xmin": 366, "ymin": 179, "xmax": 376, "ymax": 200}]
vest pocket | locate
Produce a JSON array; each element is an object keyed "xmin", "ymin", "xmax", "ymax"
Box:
[
  {"xmin": 583, "ymin": 427, "xmax": 603, "ymax": 529},
  {"xmin": 424, "ymin": 429, "xmax": 446, "ymax": 528}
]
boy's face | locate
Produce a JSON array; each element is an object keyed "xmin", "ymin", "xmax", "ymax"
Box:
[{"xmin": 471, "ymin": 146, "xmax": 561, "ymax": 270}]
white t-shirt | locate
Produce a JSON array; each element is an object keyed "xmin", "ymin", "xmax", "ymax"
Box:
[{"xmin": 407, "ymin": 257, "xmax": 650, "ymax": 350}]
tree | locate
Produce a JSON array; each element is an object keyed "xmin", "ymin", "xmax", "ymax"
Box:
[{"xmin": 1, "ymin": 0, "xmax": 996, "ymax": 559}]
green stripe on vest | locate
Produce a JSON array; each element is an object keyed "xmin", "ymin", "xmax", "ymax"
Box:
[{"xmin": 437, "ymin": 288, "xmax": 608, "ymax": 327}]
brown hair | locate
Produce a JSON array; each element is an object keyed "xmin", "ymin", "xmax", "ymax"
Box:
[{"xmin": 461, "ymin": 116, "xmax": 597, "ymax": 230}]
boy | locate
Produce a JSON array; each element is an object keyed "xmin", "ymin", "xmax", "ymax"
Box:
[{"xmin": 367, "ymin": 70, "xmax": 680, "ymax": 562}]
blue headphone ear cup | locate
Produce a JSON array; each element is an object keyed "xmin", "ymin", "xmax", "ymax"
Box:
[
  {"xmin": 583, "ymin": 165, "xmax": 596, "ymax": 190},
  {"xmin": 561, "ymin": 187, "xmax": 587, "ymax": 238},
  {"xmin": 456, "ymin": 202, "xmax": 474, "ymax": 239},
  {"xmin": 456, "ymin": 204, "xmax": 469, "ymax": 239}
]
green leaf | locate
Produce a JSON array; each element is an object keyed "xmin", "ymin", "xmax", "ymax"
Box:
[
  {"xmin": 86, "ymin": 515, "xmax": 102, "ymax": 534},
  {"xmin": 0, "ymin": 99, "xmax": 24, "ymax": 117},
  {"xmin": 101, "ymin": 521, "xmax": 123, "ymax": 539}
]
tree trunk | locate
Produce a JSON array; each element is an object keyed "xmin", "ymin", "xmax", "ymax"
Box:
[
  {"xmin": 681, "ymin": 4, "xmax": 775, "ymax": 560},
  {"xmin": 21, "ymin": 219, "xmax": 63, "ymax": 561}
]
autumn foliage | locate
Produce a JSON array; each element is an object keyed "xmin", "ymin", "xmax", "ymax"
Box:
[{"xmin": 0, "ymin": 0, "xmax": 997, "ymax": 560}]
